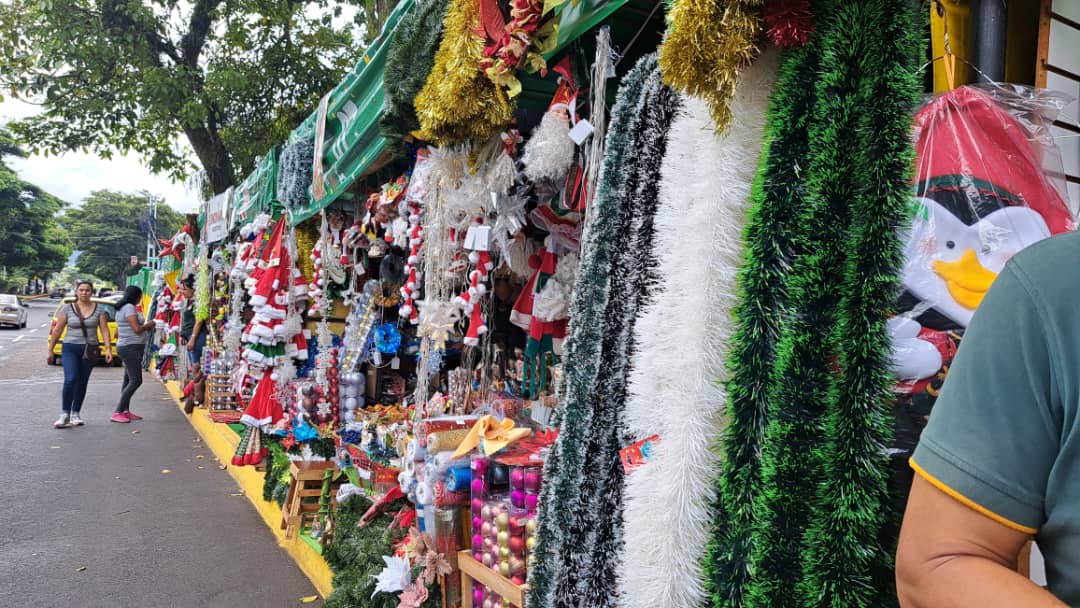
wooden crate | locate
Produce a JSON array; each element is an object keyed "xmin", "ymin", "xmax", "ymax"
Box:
[
  {"xmin": 280, "ymin": 461, "xmax": 339, "ymax": 540},
  {"xmin": 458, "ymin": 550, "xmax": 526, "ymax": 608}
]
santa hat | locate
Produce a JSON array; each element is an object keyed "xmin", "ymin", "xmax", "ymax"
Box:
[
  {"xmin": 239, "ymin": 370, "xmax": 285, "ymax": 432},
  {"xmin": 915, "ymin": 86, "xmax": 1073, "ymax": 234},
  {"xmin": 249, "ymin": 216, "xmax": 288, "ymax": 308}
]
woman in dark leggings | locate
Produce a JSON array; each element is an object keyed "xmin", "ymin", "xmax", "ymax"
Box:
[
  {"xmin": 47, "ymin": 280, "xmax": 113, "ymax": 428},
  {"xmin": 111, "ymin": 285, "xmax": 156, "ymax": 423}
]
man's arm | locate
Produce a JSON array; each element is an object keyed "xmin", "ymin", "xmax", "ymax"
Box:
[{"xmin": 896, "ymin": 475, "xmax": 1064, "ymax": 607}]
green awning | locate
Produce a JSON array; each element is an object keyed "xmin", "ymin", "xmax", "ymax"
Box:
[
  {"xmin": 283, "ymin": 0, "xmax": 648, "ymax": 225},
  {"xmin": 230, "ymin": 148, "xmax": 278, "ymax": 229}
]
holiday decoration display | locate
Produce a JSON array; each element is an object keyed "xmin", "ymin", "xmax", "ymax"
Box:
[
  {"xmin": 658, "ymin": 0, "xmax": 763, "ymax": 130},
  {"xmin": 414, "ymin": 0, "xmax": 513, "ymax": 145},
  {"xmin": 619, "ymin": 48, "xmax": 779, "ymax": 608}
]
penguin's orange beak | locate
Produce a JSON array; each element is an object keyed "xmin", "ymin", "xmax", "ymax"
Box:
[{"xmin": 932, "ymin": 249, "xmax": 998, "ymax": 310}]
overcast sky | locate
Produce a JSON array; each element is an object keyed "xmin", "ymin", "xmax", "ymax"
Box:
[{"xmin": 1, "ymin": 98, "xmax": 199, "ymax": 212}]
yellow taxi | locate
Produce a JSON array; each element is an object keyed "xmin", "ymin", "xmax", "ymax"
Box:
[{"xmin": 49, "ymin": 297, "xmax": 121, "ymax": 365}]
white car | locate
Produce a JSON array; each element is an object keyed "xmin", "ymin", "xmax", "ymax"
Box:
[{"xmin": 0, "ymin": 294, "xmax": 28, "ymax": 328}]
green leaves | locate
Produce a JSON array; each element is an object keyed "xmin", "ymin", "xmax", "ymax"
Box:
[{"xmin": 0, "ymin": 0, "xmax": 376, "ymax": 192}]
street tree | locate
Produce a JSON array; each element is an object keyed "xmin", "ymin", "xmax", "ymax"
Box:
[
  {"xmin": 62, "ymin": 190, "xmax": 185, "ymax": 286},
  {"xmin": 0, "ymin": 126, "xmax": 71, "ymax": 290},
  {"xmin": 0, "ymin": 0, "xmax": 378, "ymax": 195}
]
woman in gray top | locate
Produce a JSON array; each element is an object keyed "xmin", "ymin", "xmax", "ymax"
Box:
[
  {"xmin": 111, "ymin": 285, "xmax": 156, "ymax": 423},
  {"xmin": 47, "ymin": 280, "xmax": 113, "ymax": 428}
]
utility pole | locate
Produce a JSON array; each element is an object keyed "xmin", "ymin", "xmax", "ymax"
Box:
[{"xmin": 146, "ymin": 194, "xmax": 160, "ymax": 270}]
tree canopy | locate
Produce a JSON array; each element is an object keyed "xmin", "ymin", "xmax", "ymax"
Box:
[
  {"xmin": 0, "ymin": 126, "xmax": 70, "ymax": 290},
  {"xmin": 62, "ymin": 190, "xmax": 185, "ymax": 285},
  {"xmin": 0, "ymin": 0, "xmax": 377, "ymax": 195}
]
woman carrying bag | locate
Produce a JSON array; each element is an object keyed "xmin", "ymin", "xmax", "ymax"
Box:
[
  {"xmin": 47, "ymin": 280, "xmax": 113, "ymax": 428},
  {"xmin": 111, "ymin": 285, "xmax": 155, "ymax": 423}
]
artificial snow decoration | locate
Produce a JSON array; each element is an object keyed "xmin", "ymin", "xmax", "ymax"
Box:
[{"xmin": 619, "ymin": 49, "xmax": 778, "ymax": 608}]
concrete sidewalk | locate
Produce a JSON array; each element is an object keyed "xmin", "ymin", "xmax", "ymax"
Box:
[{"xmin": 0, "ymin": 345, "xmax": 322, "ymax": 607}]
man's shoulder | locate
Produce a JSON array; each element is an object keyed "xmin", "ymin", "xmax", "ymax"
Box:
[{"xmin": 1007, "ymin": 231, "xmax": 1080, "ymax": 304}]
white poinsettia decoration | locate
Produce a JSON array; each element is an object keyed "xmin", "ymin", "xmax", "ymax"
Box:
[{"xmin": 371, "ymin": 554, "xmax": 411, "ymax": 598}]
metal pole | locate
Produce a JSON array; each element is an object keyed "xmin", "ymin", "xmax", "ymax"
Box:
[{"xmin": 973, "ymin": 0, "xmax": 1007, "ymax": 82}]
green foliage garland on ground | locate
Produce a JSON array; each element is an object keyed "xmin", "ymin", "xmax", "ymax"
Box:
[{"xmin": 323, "ymin": 496, "xmax": 409, "ymax": 608}]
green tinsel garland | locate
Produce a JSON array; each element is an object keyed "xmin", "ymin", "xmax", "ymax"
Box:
[
  {"xmin": 324, "ymin": 496, "xmax": 411, "ymax": 608},
  {"xmin": 195, "ymin": 246, "xmax": 211, "ymax": 322},
  {"xmin": 705, "ymin": 34, "xmax": 821, "ymax": 608},
  {"xmin": 797, "ymin": 2, "xmax": 921, "ymax": 606},
  {"xmin": 552, "ymin": 61, "xmax": 681, "ymax": 608},
  {"xmin": 380, "ymin": 0, "xmax": 450, "ymax": 153},
  {"xmin": 527, "ymin": 55, "xmax": 653, "ymax": 608}
]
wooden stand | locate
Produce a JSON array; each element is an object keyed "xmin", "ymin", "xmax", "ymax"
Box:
[
  {"xmin": 280, "ymin": 461, "xmax": 338, "ymax": 540},
  {"xmin": 458, "ymin": 550, "xmax": 526, "ymax": 608},
  {"xmin": 205, "ymin": 373, "xmax": 236, "ymax": 411}
]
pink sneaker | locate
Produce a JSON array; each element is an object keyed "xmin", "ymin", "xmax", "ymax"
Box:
[
  {"xmin": 124, "ymin": 412, "xmax": 143, "ymax": 421},
  {"xmin": 109, "ymin": 412, "xmax": 131, "ymax": 423}
]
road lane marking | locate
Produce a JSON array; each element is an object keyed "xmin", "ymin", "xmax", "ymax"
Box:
[
  {"xmin": 29, "ymin": 328, "xmax": 37, "ymax": 333},
  {"xmin": 12, "ymin": 335, "xmax": 23, "ymax": 343},
  {"xmin": 39, "ymin": 323, "xmax": 48, "ymax": 328}
]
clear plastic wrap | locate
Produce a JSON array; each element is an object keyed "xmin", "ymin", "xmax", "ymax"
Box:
[{"xmin": 891, "ymin": 84, "xmax": 1076, "ymax": 454}]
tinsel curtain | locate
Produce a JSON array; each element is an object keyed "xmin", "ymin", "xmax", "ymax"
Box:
[
  {"xmin": 705, "ymin": 1, "xmax": 922, "ymax": 607},
  {"xmin": 527, "ymin": 54, "xmax": 681, "ymax": 608},
  {"xmin": 618, "ymin": 47, "xmax": 779, "ymax": 608}
]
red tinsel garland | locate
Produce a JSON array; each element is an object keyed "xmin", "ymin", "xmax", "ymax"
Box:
[{"xmin": 765, "ymin": 0, "xmax": 815, "ymax": 48}]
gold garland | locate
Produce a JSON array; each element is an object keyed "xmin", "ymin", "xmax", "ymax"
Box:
[
  {"xmin": 414, "ymin": 0, "xmax": 514, "ymax": 145},
  {"xmin": 294, "ymin": 218, "xmax": 320, "ymax": 282},
  {"xmin": 658, "ymin": 0, "xmax": 764, "ymax": 130}
]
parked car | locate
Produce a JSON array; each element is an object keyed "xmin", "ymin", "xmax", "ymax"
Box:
[
  {"xmin": 48, "ymin": 297, "xmax": 120, "ymax": 365},
  {"xmin": 49, "ymin": 288, "xmax": 67, "ymax": 299},
  {"xmin": 0, "ymin": 294, "xmax": 29, "ymax": 328}
]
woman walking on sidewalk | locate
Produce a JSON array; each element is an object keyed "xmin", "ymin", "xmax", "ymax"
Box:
[
  {"xmin": 48, "ymin": 280, "xmax": 113, "ymax": 428},
  {"xmin": 111, "ymin": 285, "xmax": 156, "ymax": 423}
]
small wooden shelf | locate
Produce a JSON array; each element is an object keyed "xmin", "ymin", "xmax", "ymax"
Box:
[{"xmin": 458, "ymin": 550, "xmax": 526, "ymax": 608}]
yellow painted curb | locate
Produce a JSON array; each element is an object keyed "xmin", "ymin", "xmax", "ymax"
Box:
[{"xmin": 163, "ymin": 380, "xmax": 335, "ymax": 598}]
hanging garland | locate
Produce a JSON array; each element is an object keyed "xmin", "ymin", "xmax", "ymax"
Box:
[
  {"xmin": 703, "ymin": 26, "xmax": 822, "ymax": 608},
  {"xmin": 571, "ymin": 63, "xmax": 681, "ymax": 608},
  {"xmin": 414, "ymin": 0, "xmax": 513, "ymax": 145},
  {"xmin": 798, "ymin": 1, "xmax": 920, "ymax": 606},
  {"xmin": 381, "ymin": 0, "xmax": 451, "ymax": 153},
  {"xmin": 658, "ymin": 0, "xmax": 764, "ymax": 130},
  {"xmin": 619, "ymin": 49, "xmax": 779, "ymax": 608},
  {"xmin": 526, "ymin": 56, "xmax": 653, "ymax": 608}
]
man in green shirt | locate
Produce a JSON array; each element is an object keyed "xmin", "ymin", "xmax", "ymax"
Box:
[{"xmin": 896, "ymin": 232, "xmax": 1080, "ymax": 606}]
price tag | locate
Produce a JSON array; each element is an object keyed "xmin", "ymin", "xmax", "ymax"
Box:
[{"xmin": 568, "ymin": 119, "xmax": 595, "ymax": 145}]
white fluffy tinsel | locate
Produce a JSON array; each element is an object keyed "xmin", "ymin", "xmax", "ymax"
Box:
[{"xmin": 617, "ymin": 48, "xmax": 779, "ymax": 608}]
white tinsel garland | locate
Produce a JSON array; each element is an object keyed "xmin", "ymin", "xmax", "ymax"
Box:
[{"xmin": 617, "ymin": 48, "xmax": 779, "ymax": 608}]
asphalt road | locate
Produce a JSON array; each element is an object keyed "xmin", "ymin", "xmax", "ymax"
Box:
[{"xmin": 0, "ymin": 299, "xmax": 324, "ymax": 607}]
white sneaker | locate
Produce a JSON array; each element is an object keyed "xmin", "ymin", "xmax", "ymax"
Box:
[
  {"xmin": 54, "ymin": 414, "xmax": 71, "ymax": 429},
  {"xmin": 70, "ymin": 413, "xmax": 84, "ymax": 426}
]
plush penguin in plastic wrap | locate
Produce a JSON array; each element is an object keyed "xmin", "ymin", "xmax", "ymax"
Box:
[{"xmin": 889, "ymin": 85, "xmax": 1074, "ymax": 498}]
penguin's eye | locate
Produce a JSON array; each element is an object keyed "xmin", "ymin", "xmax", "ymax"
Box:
[{"xmin": 945, "ymin": 240, "xmax": 956, "ymax": 249}]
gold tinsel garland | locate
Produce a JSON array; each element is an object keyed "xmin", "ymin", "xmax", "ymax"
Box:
[
  {"xmin": 658, "ymin": 0, "xmax": 764, "ymax": 130},
  {"xmin": 414, "ymin": 0, "xmax": 514, "ymax": 145},
  {"xmin": 295, "ymin": 218, "xmax": 320, "ymax": 283}
]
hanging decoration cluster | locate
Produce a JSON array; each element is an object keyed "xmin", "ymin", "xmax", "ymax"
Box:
[
  {"xmin": 618, "ymin": 47, "xmax": 779, "ymax": 608},
  {"xmin": 528, "ymin": 54, "xmax": 682, "ymax": 608},
  {"xmin": 380, "ymin": 0, "xmax": 451, "ymax": 153},
  {"xmin": 658, "ymin": 0, "xmax": 764, "ymax": 130},
  {"xmin": 704, "ymin": 1, "xmax": 922, "ymax": 607},
  {"xmin": 414, "ymin": 0, "xmax": 513, "ymax": 145}
]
